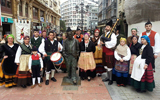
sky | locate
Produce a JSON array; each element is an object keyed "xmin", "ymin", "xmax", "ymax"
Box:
[{"xmin": 60, "ymin": 0, "xmax": 98, "ymax": 4}]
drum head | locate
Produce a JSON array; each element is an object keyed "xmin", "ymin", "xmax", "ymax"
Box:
[{"xmin": 50, "ymin": 52, "xmax": 62, "ymax": 62}]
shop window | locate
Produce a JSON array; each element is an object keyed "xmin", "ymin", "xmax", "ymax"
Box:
[
  {"xmin": 1, "ymin": 0, "xmax": 12, "ymax": 13},
  {"xmin": 25, "ymin": 3, "xmax": 28, "ymax": 17},
  {"xmin": 19, "ymin": 0, "xmax": 22, "ymax": 16}
]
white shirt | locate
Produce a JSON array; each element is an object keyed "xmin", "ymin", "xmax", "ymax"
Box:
[
  {"xmin": 98, "ymin": 31, "xmax": 117, "ymax": 49},
  {"xmin": 114, "ymin": 45, "xmax": 131, "ymax": 61},
  {"xmin": 38, "ymin": 40, "xmax": 63, "ymax": 55},
  {"xmin": 28, "ymin": 54, "xmax": 43, "ymax": 69},
  {"xmin": 15, "ymin": 45, "xmax": 31, "ymax": 63},
  {"xmin": 138, "ymin": 31, "xmax": 160, "ymax": 55}
]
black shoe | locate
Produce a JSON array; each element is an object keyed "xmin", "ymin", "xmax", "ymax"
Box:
[
  {"xmin": 81, "ymin": 77, "xmax": 85, "ymax": 80},
  {"xmin": 21, "ymin": 85, "xmax": 27, "ymax": 88},
  {"xmin": 140, "ymin": 90, "xmax": 146, "ymax": 93},
  {"xmin": 88, "ymin": 78, "xmax": 91, "ymax": 81},
  {"xmin": 45, "ymin": 80, "xmax": 49, "ymax": 85},
  {"xmin": 27, "ymin": 83, "xmax": 32, "ymax": 86},
  {"xmin": 8, "ymin": 86, "xmax": 12, "ymax": 88},
  {"xmin": 108, "ymin": 80, "xmax": 113, "ymax": 85},
  {"xmin": 102, "ymin": 78, "xmax": 110, "ymax": 82},
  {"xmin": 41, "ymin": 78, "xmax": 43, "ymax": 83},
  {"xmin": 51, "ymin": 77, "xmax": 57, "ymax": 82},
  {"xmin": 98, "ymin": 74, "xmax": 102, "ymax": 77}
]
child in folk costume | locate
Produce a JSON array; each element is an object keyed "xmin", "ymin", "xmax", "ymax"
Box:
[
  {"xmin": 113, "ymin": 38, "xmax": 131, "ymax": 87},
  {"xmin": 28, "ymin": 46, "xmax": 43, "ymax": 89},
  {"xmin": 131, "ymin": 35, "xmax": 155, "ymax": 92},
  {"xmin": 78, "ymin": 33, "xmax": 96, "ymax": 81},
  {"xmin": 15, "ymin": 36, "xmax": 32, "ymax": 88}
]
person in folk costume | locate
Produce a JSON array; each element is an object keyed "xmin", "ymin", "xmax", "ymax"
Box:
[
  {"xmin": 127, "ymin": 28, "xmax": 139, "ymax": 45},
  {"xmin": 41, "ymin": 30, "xmax": 48, "ymax": 40},
  {"xmin": 62, "ymin": 27, "xmax": 79, "ymax": 85},
  {"xmin": 28, "ymin": 46, "xmax": 43, "ymax": 89},
  {"xmin": 74, "ymin": 27, "xmax": 83, "ymax": 43},
  {"xmin": 30, "ymin": 28, "xmax": 45, "ymax": 82},
  {"xmin": 112, "ymin": 38, "xmax": 131, "ymax": 87},
  {"xmin": 128, "ymin": 36, "xmax": 142, "ymax": 84},
  {"xmin": 91, "ymin": 29, "xmax": 105, "ymax": 77},
  {"xmin": 20, "ymin": 27, "xmax": 24, "ymax": 40},
  {"xmin": 115, "ymin": 25, "xmax": 126, "ymax": 46},
  {"xmin": 131, "ymin": 35, "xmax": 155, "ymax": 92},
  {"xmin": 39, "ymin": 31, "xmax": 63, "ymax": 85},
  {"xmin": 60, "ymin": 33, "xmax": 67, "ymax": 73},
  {"xmin": 138, "ymin": 20, "xmax": 160, "ymax": 72},
  {"xmin": 0, "ymin": 34, "xmax": 19, "ymax": 88},
  {"xmin": 98, "ymin": 20, "xmax": 117, "ymax": 85},
  {"xmin": 15, "ymin": 36, "xmax": 32, "ymax": 88},
  {"xmin": 78, "ymin": 33, "xmax": 96, "ymax": 81}
]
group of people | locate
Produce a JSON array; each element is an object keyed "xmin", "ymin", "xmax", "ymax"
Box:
[{"xmin": 0, "ymin": 19, "xmax": 159, "ymax": 93}]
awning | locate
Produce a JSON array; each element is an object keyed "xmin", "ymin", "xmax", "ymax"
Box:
[
  {"xmin": 1, "ymin": 17, "xmax": 13, "ymax": 23},
  {"xmin": 97, "ymin": 24, "xmax": 105, "ymax": 28}
]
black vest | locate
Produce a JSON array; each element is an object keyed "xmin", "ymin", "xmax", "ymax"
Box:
[
  {"xmin": 31, "ymin": 37, "xmax": 42, "ymax": 48},
  {"xmin": 45, "ymin": 40, "xmax": 58, "ymax": 53}
]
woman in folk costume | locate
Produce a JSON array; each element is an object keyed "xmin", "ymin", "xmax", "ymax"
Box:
[
  {"xmin": 15, "ymin": 36, "xmax": 32, "ymax": 88},
  {"xmin": 78, "ymin": 33, "xmax": 96, "ymax": 81},
  {"xmin": 131, "ymin": 35, "xmax": 155, "ymax": 92},
  {"xmin": 91, "ymin": 29, "xmax": 105, "ymax": 76},
  {"xmin": 0, "ymin": 34, "xmax": 19, "ymax": 88},
  {"xmin": 128, "ymin": 36, "xmax": 142, "ymax": 83},
  {"xmin": 113, "ymin": 38, "xmax": 131, "ymax": 87}
]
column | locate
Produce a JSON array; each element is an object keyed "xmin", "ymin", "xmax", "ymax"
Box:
[{"xmin": 22, "ymin": 0, "xmax": 26, "ymax": 17}]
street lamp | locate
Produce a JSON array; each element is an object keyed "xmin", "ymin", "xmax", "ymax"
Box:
[{"xmin": 75, "ymin": 2, "xmax": 89, "ymax": 34}]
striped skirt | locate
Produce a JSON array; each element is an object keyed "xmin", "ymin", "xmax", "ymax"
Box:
[{"xmin": 0, "ymin": 65, "xmax": 16, "ymax": 88}]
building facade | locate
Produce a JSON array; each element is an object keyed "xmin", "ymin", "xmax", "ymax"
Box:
[
  {"xmin": 98, "ymin": 0, "xmax": 117, "ymax": 28},
  {"xmin": 0, "ymin": 0, "xmax": 61, "ymax": 40},
  {"xmin": 61, "ymin": 0, "xmax": 98, "ymax": 31}
]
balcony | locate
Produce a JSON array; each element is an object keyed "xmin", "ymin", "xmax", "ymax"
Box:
[{"xmin": 53, "ymin": 0, "xmax": 57, "ymax": 6}]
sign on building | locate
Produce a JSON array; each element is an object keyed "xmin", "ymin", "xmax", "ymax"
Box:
[{"xmin": 15, "ymin": 19, "xmax": 31, "ymax": 44}]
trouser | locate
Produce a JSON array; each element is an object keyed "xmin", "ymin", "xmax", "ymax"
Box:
[
  {"xmin": 65, "ymin": 55, "xmax": 77, "ymax": 82},
  {"xmin": 31, "ymin": 65, "xmax": 41, "ymax": 78}
]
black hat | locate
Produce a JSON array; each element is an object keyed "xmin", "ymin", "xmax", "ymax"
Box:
[
  {"xmin": 32, "ymin": 46, "xmax": 38, "ymax": 51},
  {"xmin": 145, "ymin": 19, "xmax": 152, "ymax": 26},
  {"xmin": 66, "ymin": 27, "xmax": 72, "ymax": 32},
  {"xmin": 34, "ymin": 26, "xmax": 39, "ymax": 32},
  {"xmin": 106, "ymin": 20, "xmax": 113, "ymax": 27},
  {"xmin": 116, "ymin": 25, "xmax": 120, "ymax": 31},
  {"xmin": 77, "ymin": 26, "xmax": 81, "ymax": 31}
]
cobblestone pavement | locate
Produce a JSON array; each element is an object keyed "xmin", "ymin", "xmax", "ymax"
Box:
[
  {"xmin": 102, "ymin": 57, "xmax": 160, "ymax": 100},
  {"xmin": 0, "ymin": 73, "xmax": 111, "ymax": 100}
]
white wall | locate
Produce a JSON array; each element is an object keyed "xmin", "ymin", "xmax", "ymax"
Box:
[{"xmin": 128, "ymin": 21, "xmax": 160, "ymax": 36}]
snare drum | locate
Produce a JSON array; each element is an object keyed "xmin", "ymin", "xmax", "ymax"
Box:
[{"xmin": 50, "ymin": 52, "xmax": 64, "ymax": 66}]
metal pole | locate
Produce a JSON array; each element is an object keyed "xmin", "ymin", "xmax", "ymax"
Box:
[{"xmin": 81, "ymin": 6, "xmax": 83, "ymax": 34}]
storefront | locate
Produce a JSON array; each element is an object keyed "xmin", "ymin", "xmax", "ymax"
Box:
[{"xmin": 0, "ymin": 17, "xmax": 13, "ymax": 39}]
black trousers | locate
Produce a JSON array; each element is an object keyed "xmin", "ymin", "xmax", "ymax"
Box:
[
  {"xmin": 31, "ymin": 65, "xmax": 40, "ymax": 78},
  {"xmin": 79, "ymin": 69, "xmax": 96, "ymax": 79},
  {"xmin": 46, "ymin": 60, "xmax": 55, "ymax": 72}
]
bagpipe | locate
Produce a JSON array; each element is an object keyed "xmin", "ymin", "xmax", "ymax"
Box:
[{"xmin": 100, "ymin": 19, "xmax": 119, "ymax": 43}]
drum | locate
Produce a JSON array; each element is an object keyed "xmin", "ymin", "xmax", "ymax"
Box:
[{"xmin": 50, "ymin": 52, "xmax": 64, "ymax": 66}]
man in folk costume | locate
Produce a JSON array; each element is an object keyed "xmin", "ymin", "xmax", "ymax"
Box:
[
  {"xmin": 39, "ymin": 31, "xmax": 63, "ymax": 85},
  {"xmin": 30, "ymin": 28, "xmax": 45, "ymax": 82},
  {"xmin": 115, "ymin": 25, "xmax": 126, "ymax": 46},
  {"xmin": 98, "ymin": 20, "xmax": 117, "ymax": 85},
  {"xmin": 74, "ymin": 27, "xmax": 83, "ymax": 43},
  {"xmin": 138, "ymin": 20, "xmax": 160, "ymax": 71},
  {"xmin": 63, "ymin": 27, "xmax": 79, "ymax": 85}
]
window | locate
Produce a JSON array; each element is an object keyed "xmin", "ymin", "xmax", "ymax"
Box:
[
  {"xmin": 54, "ymin": 17, "xmax": 56, "ymax": 25},
  {"xmin": 25, "ymin": 3, "xmax": 28, "ymax": 16},
  {"xmin": 33, "ymin": 7, "xmax": 38, "ymax": 19},
  {"xmin": 1, "ymin": 0, "xmax": 12, "ymax": 13},
  {"xmin": 51, "ymin": 16, "xmax": 53, "ymax": 23},
  {"xmin": 40, "ymin": 10, "xmax": 44, "ymax": 17},
  {"xmin": 19, "ymin": 0, "xmax": 22, "ymax": 16}
]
